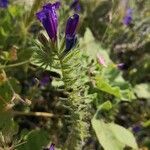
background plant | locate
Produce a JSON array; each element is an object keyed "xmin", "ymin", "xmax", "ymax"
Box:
[{"xmin": 0, "ymin": 0, "xmax": 149, "ymax": 150}]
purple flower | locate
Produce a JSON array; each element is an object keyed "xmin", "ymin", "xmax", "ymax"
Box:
[
  {"xmin": 65, "ymin": 14, "xmax": 79, "ymax": 52},
  {"xmin": 0, "ymin": 0, "xmax": 8, "ymax": 8},
  {"xmin": 123, "ymin": 8, "xmax": 133, "ymax": 26},
  {"xmin": 49, "ymin": 143, "xmax": 55, "ymax": 150},
  {"xmin": 38, "ymin": 71, "xmax": 54, "ymax": 87},
  {"xmin": 117, "ymin": 63, "xmax": 127, "ymax": 70},
  {"xmin": 132, "ymin": 124, "xmax": 142, "ymax": 133},
  {"xmin": 70, "ymin": 0, "xmax": 81, "ymax": 12},
  {"xmin": 36, "ymin": 2, "xmax": 60, "ymax": 42},
  {"xmin": 40, "ymin": 76, "xmax": 49, "ymax": 86}
]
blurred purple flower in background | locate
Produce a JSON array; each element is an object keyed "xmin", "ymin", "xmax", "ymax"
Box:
[
  {"xmin": 70, "ymin": 0, "xmax": 81, "ymax": 12},
  {"xmin": 49, "ymin": 143, "xmax": 55, "ymax": 150},
  {"xmin": 65, "ymin": 14, "xmax": 79, "ymax": 52},
  {"xmin": 53, "ymin": 1, "xmax": 61, "ymax": 9},
  {"xmin": 0, "ymin": 0, "xmax": 8, "ymax": 8},
  {"xmin": 36, "ymin": 2, "xmax": 60, "ymax": 42},
  {"xmin": 39, "ymin": 71, "xmax": 53, "ymax": 86},
  {"xmin": 132, "ymin": 124, "xmax": 142, "ymax": 133},
  {"xmin": 123, "ymin": 8, "xmax": 133, "ymax": 26},
  {"xmin": 40, "ymin": 75, "xmax": 50, "ymax": 86},
  {"xmin": 117, "ymin": 63, "xmax": 127, "ymax": 70}
]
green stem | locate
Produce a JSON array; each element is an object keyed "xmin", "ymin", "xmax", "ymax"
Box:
[
  {"xmin": 0, "ymin": 60, "xmax": 30, "ymax": 70},
  {"xmin": 55, "ymin": 48, "xmax": 66, "ymax": 87}
]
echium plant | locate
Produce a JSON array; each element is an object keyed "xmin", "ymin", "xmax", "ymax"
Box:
[{"xmin": 34, "ymin": 1, "xmax": 91, "ymax": 149}]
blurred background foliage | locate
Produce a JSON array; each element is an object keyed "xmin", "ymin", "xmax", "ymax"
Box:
[{"xmin": 0, "ymin": 0, "xmax": 149, "ymax": 150}]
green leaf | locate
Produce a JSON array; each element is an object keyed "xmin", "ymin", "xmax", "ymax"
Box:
[
  {"xmin": 121, "ymin": 89, "xmax": 135, "ymax": 101},
  {"xmin": 99, "ymin": 100, "xmax": 112, "ymax": 111},
  {"xmin": 96, "ymin": 76, "xmax": 135, "ymax": 101},
  {"xmin": 109, "ymin": 123, "xmax": 138, "ymax": 149},
  {"xmin": 0, "ymin": 27, "xmax": 8, "ymax": 37},
  {"xmin": 80, "ymin": 28, "xmax": 111, "ymax": 63},
  {"xmin": 96, "ymin": 76, "xmax": 122, "ymax": 98},
  {"xmin": 134, "ymin": 83, "xmax": 150, "ymax": 99},
  {"xmin": 0, "ymin": 82, "xmax": 13, "ymax": 111},
  {"xmin": 0, "ymin": 78, "xmax": 21, "ymax": 111},
  {"xmin": 80, "ymin": 28, "xmax": 99, "ymax": 59},
  {"xmin": 92, "ymin": 119, "xmax": 124, "ymax": 150},
  {"xmin": 0, "ymin": 112, "xmax": 18, "ymax": 143},
  {"xmin": 9, "ymin": 78, "xmax": 21, "ymax": 93},
  {"xmin": 0, "ymin": 113, "xmax": 13, "ymax": 134},
  {"xmin": 17, "ymin": 130, "xmax": 49, "ymax": 150},
  {"xmin": 92, "ymin": 118, "xmax": 138, "ymax": 150},
  {"xmin": 8, "ymin": 6, "xmax": 19, "ymax": 17}
]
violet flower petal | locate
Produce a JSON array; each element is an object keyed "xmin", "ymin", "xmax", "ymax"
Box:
[
  {"xmin": 65, "ymin": 35, "xmax": 77, "ymax": 52},
  {"xmin": 0, "ymin": 0, "xmax": 8, "ymax": 8},
  {"xmin": 40, "ymin": 75, "xmax": 50, "ymax": 86},
  {"xmin": 70, "ymin": 0, "xmax": 81, "ymax": 12},
  {"xmin": 53, "ymin": 1, "xmax": 61, "ymax": 9},
  {"xmin": 65, "ymin": 14, "xmax": 79, "ymax": 52},
  {"xmin": 49, "ymin": 143, "xmax": 55, "ymax": 150},
  {"xmin": 65, "ymin": 14, "xmax": 79, "ymax": 37},
  {"xmin": 132, "ymin": 124, "xmax": 142, "ymax": 133},
  {"xmin": 36, "ymin": 2, "xmax": 60, "ymax": 42},
  {"xmin": 117, "ymin": 63, "xmax": 127, "ymax": 70},
  {"xmin": 123, "ymin": 8, "xmax": 133, "ymax": 26}
]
